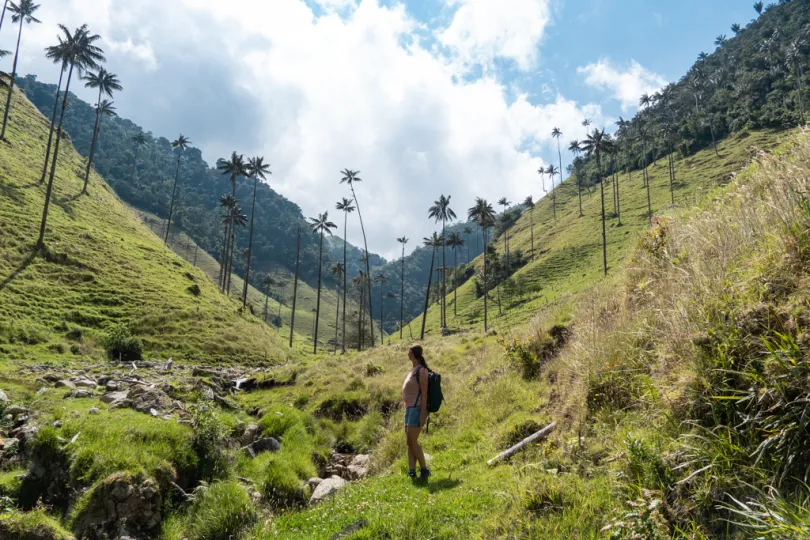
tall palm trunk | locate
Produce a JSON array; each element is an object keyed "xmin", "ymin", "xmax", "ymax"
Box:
[
  {"xmin": 615, "ymin": 167, "xmax": 622, "ymax": 225},
  {"xmin": 441, "ymin": 221, "xmax": 446, "ymax": 329},
  {"xmin": 40, "ymin": 64, "xmax": 65, "ymax": 184},
  {"xmin": 289, "ymin": 228, "xmax": 301, "ymax": 348},
  {"xmin": 796, "ymin": 60, "xmax": 805, "ymax": 124},
  {"xmin": 453, "ymin": 247, "xmax": 458, "ymax": 317},
  {"xmin": 420, "ymin": 245, "xmax": 436, "ymax": 340},
  {"xmin": 0, "ymin": 13, "xmax": 24, "ymax": 140},
  {"xmin": 130, "ymin": 146, "xmax": 139, "ymax": 179},
  {"xmin": 642, "ymin": 139, "xmax": 652, "ymax": 220},
  {"xmin": 379, "ymin": 281, "xmax": 384, "ymax": 344},
  {"xmin": 529, "ymin": 207, "xmax": 534, "ymax": 260},
  {"xmin": 399, "ymin": 243, "xmax": 405, "ymax": 339},
  {"xmin": 576, "ymin": 169, "xmax": 583, "ymax": 217},
  {"xmin": 555, "ymin": 138, "xmax": 563, "ymax": 219},
  {"xmin": 0, "ymin": 1, "xmax": 8, "ymax": 32},
  {"xmin": 668, "ymin": 137, "xmax": 676, "ymax": 205},
  {"xmin": 598, "ymin": 156, "xmax": 608, "ymax": 276},
  {"xmin": 341, "ymin": 212, "xmax": 348, "ymax": 353},
  {"xmin": 224, "ymin": 182, "xmax": 237, "ymax": 293},
  {"xmin": 263, "ymin": 289, "xmax": 269, "ymax": 322},
  {"xmin": 359, "ymin": 285, "xmax": 365, "ymax": 351},
  {"xmin": 242, "ymin": 176, "xmax": 259, "ymax": 308},
  {"xmin": 218, "ymin": 224, "xmax": 228, "ymax": 290},
  {"xmin": 313, "ymin": 230, "xmax": 325, "ymax": 354},
  {"xmin": 333, "ymin": 281, "xmax": 340, "ymax": 354},
  {"xmin": 483, "ymin": 228, "xmax": 488, "ymax": 332},
  {"xmin": 38, "ymin": 62, "xmax": 76, "ymax": 249},
  {"xmin": 164, "ymin": 154, "xmax": 183, "ymax": 244},
  {"xmin": 349, "ymin": 186, "xmax": 375, "ymax": 347},
  {"xmin": 81, "ymin": 85, "xmax": 104, "ymax": 194}
]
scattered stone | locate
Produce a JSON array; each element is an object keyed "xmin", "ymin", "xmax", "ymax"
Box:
[
  {"xmin": 0, "ymin": 389, "xmax": 9, "ymax": 402},
  {"xmin": 89, "ymin": 408, "xmax": 100, "ymax": 415},
  {"xmin": 309, "ymin": 476, "xmax": 347, "ymax": 505},
  {"xmin": 72, "ymin": 472, "xmax": 163, "ymax": 540},
  {"xmin": 74, "ymin": 379, "xmax": 97, "ymax": 389},
  {"xmin": 97, "ymin": 375, "xmax": 110, "ymax": 386},
  {"xmin": 55, "ymin": 380, "xmax": 76, "ymax": 389},
  {"xmin": 192, "ymin": 367, "xmax": 218, "ymax": 378},
  {"xmin": 1, "ymin": 438, "xmax": 18, "ymax": 455},
  {"xmin": 308, "ymin": 477, "xmax": 323, "ymax": 489},
  {"xmin": 163, "ymin": 358, "xmax": 173, "ymax": 371},
  {"xmin": 242, "ymin": 424, "xmax": 260, "ymax": 446},
  {"xmin": 149, "ymin": 408, "xmax": 158, "ymax": 417},
  {"xmin": 101, "ymin": 391, "xmax": 129, "ymax": 405},
  {"xmin": 65, "ymin": 390, "xmax": 92, "ymax": 399},
  {"xmin": 42, "ymin": 374, "xmax": 61, "ymax": 383},
  {"xmin": 202, "ymin": 387, "xmax": 215, "ymax": 401},
  {"xmin": 53, "ymin": 421, "xmax": 62, "ymax": 428},
  {"xmin": 6, "ymin": 405, "xmax": 28, "ymax": 417},
  {"xmin": 329, "ymin": 519, "xmax": 369, "ymax": 540},
  {"xmin": 347, "ymin": 454, "xmax": 370, "ymax": 480},
  {"xmin": 106, "ymin": 381, "xmax": 121, "ymax": 392},
  {"xmin": 251, "ymin": 437, "xmax": 280, "ymax": 454}
]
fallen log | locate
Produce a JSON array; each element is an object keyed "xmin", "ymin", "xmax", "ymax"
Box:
[{"xmin": 486, "ymin": 421, "xmax": 557, "ymax": 466}]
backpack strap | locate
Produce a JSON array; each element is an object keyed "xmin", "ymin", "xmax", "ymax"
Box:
[{"xmin": 412, "ymin": 366, "xmax": 425, "ymax": 408}]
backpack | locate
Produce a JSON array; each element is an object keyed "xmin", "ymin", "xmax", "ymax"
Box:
[{"xmin": 414, "ymin": 366, "xmax": 444, "ymax": 414}]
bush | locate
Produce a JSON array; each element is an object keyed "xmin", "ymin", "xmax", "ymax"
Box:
[
  {"xmin": 314, "ymin": 392, "xmax": 368, "ymax": 421},
  {"xmin": 186, "ymin": 481, "xmax": 256, "ymax": 540},
  {"xmin": 189, "ymin": 404, "xmax": 229, "ymax": 482},
  {"xmin": 262, "ymin": 458, "xmax": 306, "ymax": 508},
  {"xmin": 258, "ymin": 407, "xmax": 315, "ymax": 439},
  {"xmin": 100, "ymin": 324, "xmax": 142, "ymax": 361}
]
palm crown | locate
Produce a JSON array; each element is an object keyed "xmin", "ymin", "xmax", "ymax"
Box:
[
  {"xmin": 339, "ymin": 169, "xmax": 361, "ymax": 186},
  {"xmin": 568, "ymin": 140, "xmax": 581, "ymax": 154},
  {"xmin": 62, "ymin": 24, "xmax": 105, "ymax": 74},
  {"xmin": 397, "ymin": 236, "xmax": 408, "ymax": 245},
  {"xmin": 447, "ymin": 232, "xmax": 464, "ymax": 248},
  {"xmin": 468, "ymin": 198, "xmax": 495, "ymax": 228},
  {"xmin": 336, "ymin": 197, "xmax": 355, "ymax": 213},
  {"xmin": 309, "ymin": 212, "xmax": 337, "ymax": 235},
  {"xmin": 551, "ymin": 127, "xmax": 562, "ymax": 139},
  {"xmin": 131, "ymin": 133, "xmax": 147, "ymax": 146},
  {"xmin": 218, "ymin": 151, "xmax": 246, "ymax": 185},
  {"xmin": 428, "ymin": 194, "xmax": 456, "ymax": 224},
  {"xmin": 9, "ymin": 0, "xmax": 40, "ymax": 25},
  {"xmin": 248, "ymin": 156, "xmax": 271, "ymax": 181},
  {"xmin": 96, "ymin": 99, "xmax": 116, "ymax": 118},
  {"xmin": 581, "ymin": 128, "xmax": 616, "ymax": 162},
  {"xmin": 84, "ymin": 67, "xmax": 122, "ymax": 98},
  {"xmin": 423, "ymin": 232, "xmax": 445, "ymax": 248},
  {"xmin": 523, "ymin": 195, "xmax": 534, "ymax": 208}
]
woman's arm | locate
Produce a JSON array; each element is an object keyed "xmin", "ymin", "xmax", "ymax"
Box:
[{"xmin": 419, "ymin": 368, "xmax": 428, "ymax": 427}]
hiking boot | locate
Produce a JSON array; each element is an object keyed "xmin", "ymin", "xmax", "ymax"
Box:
[
  {"xmin": 419, "ymin": 467, "xmax": 432, "ymax": 480},
  {"xmin": 407, "ymin": 469, "xmax": 417, "ymax": 479}
]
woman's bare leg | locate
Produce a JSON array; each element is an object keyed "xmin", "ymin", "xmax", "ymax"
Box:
[
  {"xmin": 405, "ymin": 427, "xmax": 416, "ymax": 469},
  {"xmin": 406, "ymin": 427, "xmax": 427, "ymax": 469}
]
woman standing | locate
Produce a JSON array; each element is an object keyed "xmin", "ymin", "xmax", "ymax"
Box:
[{"xmin": 402, "ymin": 345, "xmax": 431, "ymax": 480}]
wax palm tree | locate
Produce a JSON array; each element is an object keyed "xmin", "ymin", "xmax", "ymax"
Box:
[
  {"xmin": 163, "ymin": 134, "xmax": 191, "ymax": 245},
  {"xmin": 568, "ymin": 140, "xmax": 584, "ymax": 216},
  {"xmin": 310, "ymin": 212, "xmax": 337, "ymax": 353},
  {"xmin": 81, "ymin": 68, "xmax": 122, "ymax": 194},
  {"xmin": 523, "ymin": 196, "xmax": 535, "ymax": 261},
  {"xmin": 353, "ymin": 271, "xmax": 367, "ymax": 350},
  {"xmin": 396, "ymin": 236, "xmax": 408, "ymax": 339},
  {"xmin": 340, "ymin": 169, "xmax": 375, "ymax": 346},
  {"xmin": 544, "ymin": 165, "xmax": 559, "ymax": 213},
  {"xmin": 714, "ymin": 34, "xmax": 727, "ymax": 49},
  {"xmin": 582, "ymin": 118, "xmax": 592, "ymax": 138},
  {"xmin": 786, "ymin": 39, "xmax": 806, "ymax": 124},
  {"xmin": 331, "ymin": 262, "xmax": 344, "ymax": 353},
  {"xmin": 0, "ymin": 0, "xmax": 40, "ymax": 141},
  {"xmin": 39, "ymin": 27, "xmax": 73, "ymax": 184},
  {"xmin": 262, "ymin": 275, "xmax": 275, "ymax": 323},
  {"xmin": 447, "ymin": 232, "xmax": 464, "ymax": 317},
  {"xmin": 580, "ymin": 128, "xmax": 616, "ymax": 276},
  {"xmin": 468, "ymin": 198, "xmax": 495, "ymax": 332},
  {"xmin": 130, "ymin": 133, "xmax": 147, "ymax": 179},
  {"xmin": 754, "ymin": 2, "xmax": 763, "ymax": 16},
  {"xmin": 80, "ymin": 98, "xmax": 117, "ymax": 195},
  {"xmin": 289, "ymin": 227, "xmax": 302, "ymax": 348},
  {"xmin": 0, "ymin": 1, "xmax": 9, "ymax": 33},
  {"xmin": 551, "ymin": 127, "xmax": 563, "ymax": 219},
  {"xmin": 497, "ymin": 197, "xmax": 511, "ymax": 257},
  {"xmin": 375, "ymin": 273, "xmax": 388, "ymax": 342},
  {"xmin": 731, "ymin": 23, "xmax": 741, "ymax": 35},
  {"xmin": 420, "ymin": 232, "xmax": 444, "ymax": 340},
  {"xmin": 428, "ymin": 194, "xmax": 456, "ymax": 330},
  {"xmin": 385, "ymin": 291, "xmax": 396, "ymax": 343},
  {"xmin": 222, "ymin": 204, "xmax": 247, "ymax": 289},
  {"xmin": 216, "ymin": 151, "xmax": 246, "ymax": 291},
  {"xmin": 336, "ymin": 198, "xmax": 355, "ymax": 352},
  {"xmin": 242, "ymin": 156, "xmax": 271, "ymax": 308},
  {"xmin": 38, "ymin": 24, "xmax": 105, "ymax": 249},
  {"xmin": 217, "ymin": 194, "xmax": 236, "ymax": 278}
]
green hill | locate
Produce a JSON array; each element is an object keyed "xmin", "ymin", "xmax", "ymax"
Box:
[{"xmin": 0, "ymin": 80, "xmax": 290, "ymax": 364}]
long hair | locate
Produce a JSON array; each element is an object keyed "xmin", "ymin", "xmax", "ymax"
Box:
[{"xmin": 410, "ymin": 344, "xmax": 428, "ymax": 369}]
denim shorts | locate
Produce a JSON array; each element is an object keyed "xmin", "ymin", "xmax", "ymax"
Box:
[{"xmin": 404, "ymin": 406, "xmax": 422, "ymax": 427}]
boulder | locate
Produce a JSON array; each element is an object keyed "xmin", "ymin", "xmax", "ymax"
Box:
[
  {"xmin": 88, "ymin": 408, "xmax": 100, "ymax": 415},
  {"xmin": 101, "ymin": 391, "xmax": 129, "ymax": 405},
  {"xmin": 309, "ymin": 476, "xmax": 347, "ymax": 505},
  {"xmin": 42, "ymin": 374, "xmax": 61, "ymax": 383},
  {"xmin": 192, "ymin": 367, "xmax": 219, "ymax": 378},
  {"xmin": 97, "ymin": 375, "xmax": 110, "ymax": 386},
  {"xmin": 72, "ymin": 472, "xmax": 162, "ymax": 540},
  {"xmin": 242, "ymin": 423, "xmax": 260, "ymax": 446},
  {"xmin": 6, "ymin": 405, "xmax": 28, "ymax": 417},
  {"xmin": 55, "ymin": 380, "xmax": 76, "ymax": 389},
  {"xmin": 0, "ymin": 389, "xmax": 8, "ymax": 402},
  {"xmin": 129, "ymin": 387, "xmax": 173, "ymax": 414},
  {"xmin": 73, "ymin": 379, "xmax": 97, "ymax": 389},
  {"xmin": 308, "ymin": 477, "xmax": 323, "ymax": 489},
  {"xmin": 65, "ymin": 390, "xmax": 92, "ymax": 399},
  {"xmin": 105, "ymin": 381, "xmax": 121, "ymax": 392},
  {"xmin": 251, "ymin": 437, "xmax": 280, "ymax": 454},
  {"xmin": 347, "ymin": 454, "xmax": 370, "ymax": 480}
]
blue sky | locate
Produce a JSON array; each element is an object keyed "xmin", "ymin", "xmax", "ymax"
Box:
[{"xmin": 3, "ymin": 0, "xmax": 756, "ymax": 259}]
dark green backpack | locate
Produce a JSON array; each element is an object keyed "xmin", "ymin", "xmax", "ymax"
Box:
[{"xmin": 414, "ymin": 366, "xmax": 444, "ymax": 414}]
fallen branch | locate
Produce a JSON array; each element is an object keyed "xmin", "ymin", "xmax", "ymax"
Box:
[
  {"xmin": 675, "ymin": 464, "xmax": 712, "ymax": 486},
  {"xmin": 487, "ymin": 422, "xmax": 556, "ymax": 466}
]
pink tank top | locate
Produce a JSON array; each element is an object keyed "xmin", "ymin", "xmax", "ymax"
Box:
[{"xmin": 402, "ymin": 366, "xmax": 422, "ymax": 407}]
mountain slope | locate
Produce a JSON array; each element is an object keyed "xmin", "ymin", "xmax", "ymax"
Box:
[
  {"xmin": 413, "ymin": 128, "xmax": 785, "ymax": 336},
  {"xmin": 0, "ymin": 79, "xmax": 291, "ymax": 364}
]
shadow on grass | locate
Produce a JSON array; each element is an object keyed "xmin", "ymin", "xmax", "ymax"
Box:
[
  {"xmin": 412, "ymin": 477, "xmax": 462, "ymax": 493},
  {"xmin": 0, "ymin": 248, "xmax": 37, "ymax": 292}
]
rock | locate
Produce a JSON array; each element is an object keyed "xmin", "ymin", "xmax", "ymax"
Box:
[
  {"xmin": 101, "ymin": 390, "xmax": 129, "ymax": 405},
  {"xmin": 242, "ymin": 423, "xmax": 260, "ymax": 446},
  {"xmin": 0, "ymin": 389, "xmax": 9, "ymax": 402},
  {"xmin": 163, "ymin": 358, "xmax": 173, "ymax": 371},
  {"xmin": 88, "ymin": 408, "xmax": 100, "ymax": 415},
  {"xmin": 1, "ymin": 438, "xmax": 18, "ymax": 455},
  {"xmin": 129, "ymin": 387, "xmax": 173, "ymax": 414},
  {"xmin": 192, "ymin": 367, "xmax": 219, "ymax": 378},
  {"xmin": 308, "ymin": 477, "xmax": 322, "ymax": 489},
  {"xmin": 6, "ymin": 405, "xmax": 28, "ymax": 416},
  {"xmin": 329, "ymin": 519, "xmax": 369, "ymax": 540},
  {"xmin": 97, "ymin": 375, "xmax": 110, "ymax": 386},
  {"xmin": 65, "ymin": 390, "xmax": 92, "ymax": 399},
  {"xmin": 42, "ymin": 374, "xmax": 60, "ymax": 383},
  {"xmin": 347, "ymin": 454, "xmax": 370, "ymax": 480},
  {"xmin": 72, "ymin": 472, "xmax": 162, "ymax": 540},
  {"xmin": 309, "ymin": 476, "xmax": 347, "ymax": 505},
  {"xmin": 105, "ymin": 381, "xmax": 121, "ymax": 392},
  {"xmin": 74, "ymin": 379, "xmax": 97, "ymax": 388},
  {"xmin": 55, "ymin": 380, "xmax": 76, "ymax": 389},
  {"xmin": 251, "ymin": 437, "xmax": 280, "ymax": 454}
]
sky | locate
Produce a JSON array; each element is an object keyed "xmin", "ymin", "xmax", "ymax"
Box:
[{"xmin": 1, "ymin": 0, "xmax": 756, "ymax": 260}]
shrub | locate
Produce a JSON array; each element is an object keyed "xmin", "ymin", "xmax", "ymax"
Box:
[
  {"xmin": 186, "ymin": 481, "xmax": 256, "ymax": 540},
  {"xmin": 189, "ymin": 404, "xmax": 229, "ymax": 482},
  {"xmin": 187, "ymin": 284, "xmax": 201, "ymax": 296},
  {"xmin": 100, "ymin": 324, "xmax": 142, "ymax": 361},
  {"xmin": 262, "ymin": 458, "xmax": 306, "ymax": 508},
  {"xmin": 314, "ymin": 392, "xmax": 368, "ymax": 421},
  {"xmin": 258, "ymin": 407, "xmax": 315, "ymax": 439}
]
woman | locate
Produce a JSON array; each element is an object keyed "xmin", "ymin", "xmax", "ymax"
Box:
[{"xmin": 402, "ymin": 344, "xmax": 431, "ymax": 480}]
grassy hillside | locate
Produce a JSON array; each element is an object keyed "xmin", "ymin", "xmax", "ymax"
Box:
[
  {"xmin": 414, "ymin": 128, "xmax": 786, "ymax": 337},
  {"xmin": 0, "ymin": 80, "xmax": 291, "ymax": 364}
]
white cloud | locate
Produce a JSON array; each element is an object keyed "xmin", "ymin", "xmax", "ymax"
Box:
[
  {"xmin": 3, "ymin": 0, "xmax": 597, "ymax": 259},
  {"xmin": 439, "ymin": 0, "xmax": 552, "ymax": 71},
  {"xmin": 577, "ymin": 58, "xmax": 667, "ymax": 112},
  {"xmin": 107, "ymin": 39, "xmax": 158, "ymax": 71}
]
